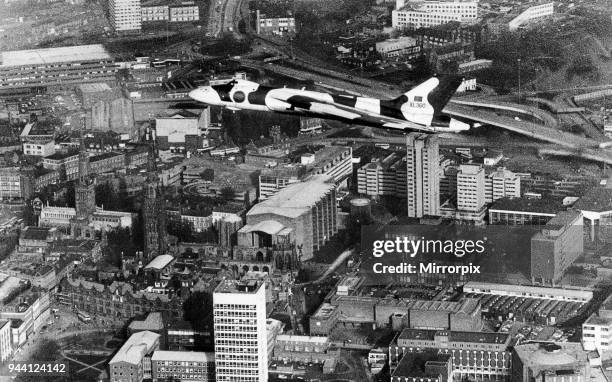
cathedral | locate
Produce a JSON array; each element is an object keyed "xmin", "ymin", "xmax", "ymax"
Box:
[{"xmin": 142, "ymin": 144, "xmax": 168, "ymax": 261}]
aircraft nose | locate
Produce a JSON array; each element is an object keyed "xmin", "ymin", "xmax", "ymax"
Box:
[{"xmin": 189, "ymin": 87, "xmax": 221, "ymax": 105}]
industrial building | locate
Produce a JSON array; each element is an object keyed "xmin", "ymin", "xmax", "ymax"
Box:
[
  {"xmin": 310, "ymin": 295, "xmax": 482, "ymax": 334},
  {"xmin": 375, "ymin": 36, "xmax": 420, "ymax": 58},
  {"xmin": 392, "ymin": 0, "xmax": 478, "ymax": 29}
]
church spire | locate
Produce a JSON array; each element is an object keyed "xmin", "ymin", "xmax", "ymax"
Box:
[{"xmin": 78, "ymin": 116, "xmax": 90, "ymax": 183}]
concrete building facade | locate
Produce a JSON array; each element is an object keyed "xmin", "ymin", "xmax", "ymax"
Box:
[
  {"xmin": 109, "ymin": 331, "xmax": 160, "ymax": 382},
  {"xmin": 389, "ymin": 329, "xmax": 512, "ymax": 381},
  {"xmin": 247, "ymin": 175, "xmax": 337, "ymax": 260},
  {"xmin": 582, "ymin": 294, "xmax": 612, "ymax": 356},
  {"xmin": 109, "ymin": 0, "xmax": 142, "ymax": 33},
  {"xmin": 213, "ymin": 280, "xmax": 268, "ymax": 382},
  {"xmin": 531, "ymin": 210, "xmax": 584, "ymax": 285},
  {"xmin": 393, "ymin": 0, "xmax": 479, "ymax": 29},
  {"xmin": 0, "ymin": 320, "xmax": 12, "ymax": 362},
  {"xmin": 406, "ymin": 133, "xmax": 440, "ymax": 218},
  {"xmin": 151, "ymin": 351, "xmax": 215, "ymax": 381}
]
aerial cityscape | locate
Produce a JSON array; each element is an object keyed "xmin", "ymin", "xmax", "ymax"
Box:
[{"xmin": 0, "ymin": 0, "xmax": 611, "ymax": 381}]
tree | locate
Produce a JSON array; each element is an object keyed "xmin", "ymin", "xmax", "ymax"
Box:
[
  {"xmin": 167, "ymin": 220, "xmax": 196, "ymax": 242},
  {"xmin": 200, "ymin": 168, "xmax": 214, "ymax": 181},
  {"xmin": 31, "ymin": 338, "xmax": 61, "ymax": 361},
  {"xmin": 566, "ymin": 55, "xmax": 599, "ymax": 82},
  {"xmin": 95, "ymin": 182, "xmax": 118, "ymax": 210},
  {"xmin": 103, "ymin": 227, "xmax": 139, "ymax": 266},
  {"xmin": 219, "ymin": 186, "xmax": 236, "ymax": 201}
]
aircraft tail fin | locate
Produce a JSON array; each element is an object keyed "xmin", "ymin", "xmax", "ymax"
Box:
[{"xmin": 400, "ymin": 75, "xmax": 463, "ymax": 115}]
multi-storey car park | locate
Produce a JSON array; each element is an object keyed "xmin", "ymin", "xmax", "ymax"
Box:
[{"xmin": 0, "ymin": 44, "xmax": 118, "ymax": 95}]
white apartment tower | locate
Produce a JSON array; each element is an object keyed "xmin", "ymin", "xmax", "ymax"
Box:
[
  {"xmin": 213, "ymin": 280, "xmax": 268, "ymax": 382},
  {"xmin": 457, "ymin": 164, "xmax": 485, "ymax": 212},
  {"xmin": 109, "ymin": 0, "xmax": 142, "ymax": 33},
  {"xmin": 406, "ymin": 133, "xmax": 440, "ymax": 218}
]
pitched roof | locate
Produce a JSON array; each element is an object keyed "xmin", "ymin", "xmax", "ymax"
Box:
[{"xmin": 109, "ymin": 331, "xmax": 160, "ymax": 365}]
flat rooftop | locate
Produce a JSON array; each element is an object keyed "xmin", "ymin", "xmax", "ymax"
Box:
[
  {"xmin": 128, "ymin": 312, "xmax": 165, "ymax": 332},
  {"xmin": 397, "ymin": 329, "xmax": 509, "ymax": 345},
  {"xmin": 151, "ymin": 350, "xmax": 214, "ymax": 363},
  {"xmin": 214, "ymin": 279, "xmax": 263, "ymax": 294},
  {"xmin": 312, "ymin": 303, "xmax": 337, "ymax": 319},
  {"xmin": 1, "ymin": 44, "xmax": 113, "ymax": 68},
  {"xmin": 392, "ymin": 351, "xmax": 451, "ymax": 379},
  {"xmin": 584, "ymin": 312, "xmax": 612, "ymax": 326},
  {"xmin": 545, "ymin": 209, "xmax": 581, "ymax": 228},
  {"xmin": 109, "ymin": 331, "xmax": 160, "ymax": 365},
  {"xmin": 489, "ymin": 196, "xmax": 564, "ymax": 214},
  {"xmin": 513, "ymin": 342, "xmax": 588, "ymax": 368}
]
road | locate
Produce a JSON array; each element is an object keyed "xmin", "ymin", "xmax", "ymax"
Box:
[
  {"xmin": 208, "ymin": 0, "xmax": 245, "ymax": 38},
  {"xmin": 296, "ymin": 248, "xmax": 354, "ymax": 287}
]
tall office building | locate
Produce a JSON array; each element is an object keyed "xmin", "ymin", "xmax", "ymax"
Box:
[
  {"xmin": 109, "ymin": 0, "xmax": 142, "ymax": 33},
  {"xmin": 406, "ymin": 133, "xmax": 440, "ymax": 218},
  {"xmin": 213, "ymin": 280, "xmax": 268, "ymax": 382}
]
